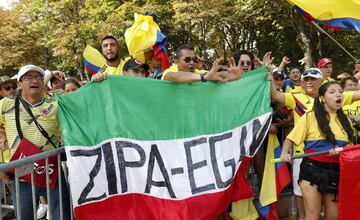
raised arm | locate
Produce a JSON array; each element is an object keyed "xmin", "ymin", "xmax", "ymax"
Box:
[{"xmin": 270, "ymin": 77, "xmax": 286, "ymax": 105}]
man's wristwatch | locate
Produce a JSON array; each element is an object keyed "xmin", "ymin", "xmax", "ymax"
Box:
[{"xmin": 200, "ymin": 73, "xmax": 207, "ymax": 82}]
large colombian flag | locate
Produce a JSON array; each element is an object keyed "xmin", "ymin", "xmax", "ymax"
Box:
[
  {"xmin": 288, "ymin": 0, "xmax": 360, "ymax": 32},
  {"xmin": 58, "ymin": 67, "xmax": 272, "ymax": 220},
  {"xmin": 258, "ymin": 134, "xmax": 291, "ymax": 220}
]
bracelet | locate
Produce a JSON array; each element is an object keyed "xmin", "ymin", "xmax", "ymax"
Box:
[{"xmin": 200, "ymin": 73, "xmax": 207, "ymax": 82}]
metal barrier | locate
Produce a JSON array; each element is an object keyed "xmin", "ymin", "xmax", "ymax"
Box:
[{"xmin": 0, "ymin": 147, "xmax": 73, "ymax": 220}]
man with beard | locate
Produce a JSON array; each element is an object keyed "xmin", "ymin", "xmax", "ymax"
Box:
[{"xmin": 92, "ymin": 36, "xmax": 153, "ymax": 81}]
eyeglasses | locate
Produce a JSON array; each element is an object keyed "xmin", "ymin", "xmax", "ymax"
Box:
[
  {"xmin": 21, "ymin": 76, "xmax": 44, "ymax": 81},
  {"xmin": 240, "ymin": 61, "xmax": 252, "ymax": 66},
  {"xmin": 303, "ymin": 69, "xmax": 321, "ymax": 77},
  {"xmin": 181, "ymin": 57, "xmax": 199, "ymax": 63},
  {"xmin": 2, "ymin": 85, "xmax": 17, "ymax": 91}
]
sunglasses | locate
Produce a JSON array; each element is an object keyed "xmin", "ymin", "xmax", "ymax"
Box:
[
  {"xmin": 240, "ymin": 61, "xmax": 252, "ymax": 66},
  {"xmin": 2, "ymin": 85, "xmax": 17, "ymax": 91},
  {"xmin": 21, "ymin": 76, "xmax": 44, "ymax": 81},
  {"xmin": 181, "ymin": 57, "xmax": 199, "ymax": 63},
  {"xmin": 303, "ymin": 69, "xmax": 321, "ymax": 77}
]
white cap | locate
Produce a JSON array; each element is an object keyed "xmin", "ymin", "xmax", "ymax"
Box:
[
  {"xmin": 17, "ymin": 65, "xmax": 45, "ymax": 82},
  {"xmin": 301, "ymin": 68, "xmax": 323, "ymax": 80}
]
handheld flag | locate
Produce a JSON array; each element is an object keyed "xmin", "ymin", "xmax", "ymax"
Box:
[
  {"xmin": 58, "ymin": 67, "xmax": 272, "ymax": 220},
  {"xmin": 83, "ymin": 45, "xmax": 106, "ymax": 75},
  {"xmin": 258, "ymin": 134, "xmax": 291, "ymax": 220},
  {"xmin": 125, "ymin": 13, "xmax": 170, "ymax": 70}
]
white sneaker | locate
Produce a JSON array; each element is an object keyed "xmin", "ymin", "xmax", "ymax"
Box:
[{"xmin": 37, "ymin": 203, "xmax": 48, "ymax": 219}]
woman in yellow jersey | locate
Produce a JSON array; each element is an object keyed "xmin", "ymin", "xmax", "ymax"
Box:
[{"xmin": 280, "ymin": 81, "xmax": 353, "ymax": 220}]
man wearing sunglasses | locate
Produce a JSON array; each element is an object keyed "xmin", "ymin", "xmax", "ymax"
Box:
[
  {"xmin": 0, "ymin": 76, "xmax": 17, "ymax": 98},
  {"xmin": 162, "ymin": 44, "xmax": 242, "ymax": 83}
]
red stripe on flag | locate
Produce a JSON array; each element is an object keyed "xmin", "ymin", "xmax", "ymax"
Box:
[{"xmin": 74, "ymin": 157, "xmax": 253, "ymax": 220}]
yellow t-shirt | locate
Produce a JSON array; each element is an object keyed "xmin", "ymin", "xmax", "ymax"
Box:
[
  {"xmin": 0, "ymin": 97, "xmax": 60, "ymax": 162},
  {"xmin": 287, "ymin": 111, "xmax": 350, "ymax": 162},
  {"xmin": 284, "ymin": 91, "xmax": 353, "ymax": 155},
  {"xmin": 105, "ymin": 57, "xmax": 131, "ymax": 76},
  {"xmin": 161, "ymin": 65, "xmax": 206, "ymax": 80},
  {"xmin": 343, "ymin": 100, "xmax": 360, "ymax": 116}
]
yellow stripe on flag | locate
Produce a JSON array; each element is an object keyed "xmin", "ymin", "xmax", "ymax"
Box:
[
  {"xmin": 259, "ymin": 133, "xmax": 278, "ymax": 206},
  {"xmin": 230, "ymin": 198, "xmax": 259, "ymax": 220}
]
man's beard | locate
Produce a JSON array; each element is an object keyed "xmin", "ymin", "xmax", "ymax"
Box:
[{"xmin": 105, "ymin": 53, "xmax": 119, "ymax": 62}]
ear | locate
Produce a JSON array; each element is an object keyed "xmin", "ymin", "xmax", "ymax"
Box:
[
  {"xmin": 320, "ymin": 95, "xmax": 325, "ymax": 103},
  {"xmin": 17, "ymin": 81, "xmax": 23, "ymax": 90}
]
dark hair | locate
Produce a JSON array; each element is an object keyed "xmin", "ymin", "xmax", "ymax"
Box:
[
  {"xmin": 175, "ymin": 44, "xmax": 195, "ymax": 58},
  {"xmin": 313, "ymin": 81, "xmax": 353, "ymax": 145},
  {"xmin": 102, "ymin": 35, "xmax": 118, "ymax": 45},
  {"xmin": 64, "ymin": 77, "xmax": 81, "ymax": 89},
  {"xmin": 340, "ymin": 76, "xmax": 358, "ymax": 89},
  {"xmin": 233, "ymin": 50, "xmax": 255, "ymax": 70}
]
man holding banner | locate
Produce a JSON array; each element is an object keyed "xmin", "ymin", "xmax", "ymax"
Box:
[{"xmin": 0, "ymin": 65, "xmax": 71, "ymax": 220}]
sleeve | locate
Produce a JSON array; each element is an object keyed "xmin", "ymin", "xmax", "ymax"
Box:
[
  {"xmin": 286, "ymin": 113, "xmax": 308, "ymax": 146},
  {"xmin": 161, "ymin": 66, "xmax": 178, "ymax": 80},
  {"xmin": 343, "ymin": 91, "xmax": 353, "ymax": 106},
  {"xmin": 284, "ymin": 93, "xmax": 296, "ymax": 110}
]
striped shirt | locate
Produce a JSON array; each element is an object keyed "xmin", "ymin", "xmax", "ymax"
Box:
[{"xmin": 0, "ymin": 96, "xmax": 60, "ymax": 162}]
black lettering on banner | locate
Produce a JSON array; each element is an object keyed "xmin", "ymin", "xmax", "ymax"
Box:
[
  {"xmin": 70, "ymin": 148, "xmax": 105, "ymax": 205},
  {"xmin": 184, "ymin": 137, "xmax": 215, "ymax": 195},
  {"xmin": 102, "ymin": 142, "xmax": 118, "ymax": 195},
  {"xmin": 248, "ymin": 117, "xmax": 271, "ymax": 156},
  {"xmin": 145, "ymin": 144, "xmax": 176, "ymax": 198},
  {"xmin": 238, "ymin": 126, "xmax": 247, "ymax": 162},
  {"xmin": 115, "ymin": 141, "xmax": 146, "ymax": 193},
  {"xmin": 209, "ymin": 132, "xmax": 235, "ymax": 189}
]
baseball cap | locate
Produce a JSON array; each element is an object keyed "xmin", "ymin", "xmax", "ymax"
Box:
[
  {"xmin": 17, "ymin": 64, "xmax": 45, "ymax": 82},
  {"xmin": 0, "ymin": 76, "xmax": 17, "ymax": 86},
  {"xmin": 318, "ymin": 58, "xmax": 332, "ymax": 68},
  {"xmin": 301, "ymin": 68, "xmax": 323, "ymax": 80},
  {"xmin": 272, "ymin": 69, "xmax": 285, "ymax": 79},
  {"xmin": 123, "ymin": 59, "xmax": 150, "ymax": 75}
]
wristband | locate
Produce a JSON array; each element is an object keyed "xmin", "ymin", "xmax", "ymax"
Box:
[{"xmin": 200, "ymin": 73, "xmax": 207, "ymax": 82}]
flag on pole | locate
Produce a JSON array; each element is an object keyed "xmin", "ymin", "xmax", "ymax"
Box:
[
  {"xmin": 58, "ymin": 67, "xmax": 272, "ymax": 220},
  {"xmin": 339, "ymin": 145, "xmax": 360, "ymax": 220},
  {"xmin": 287, "ymin": 0, "xmax": 360, "ymax": 32},
  {"xmin": 125, "ymin": 13, "xmax": 170, "ymax": 70},
  {"xmin": 258, "ymin": 134, "xmax": 291, "ymax": 220}
]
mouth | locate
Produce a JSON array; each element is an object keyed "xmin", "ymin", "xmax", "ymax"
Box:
[
  {"xmin": 30, "ymin": 85, "xmax": 40, "ymax": 89},
  {"xmin": 336, "ymin": 99, "xmax": 342, "ymax": 104}
]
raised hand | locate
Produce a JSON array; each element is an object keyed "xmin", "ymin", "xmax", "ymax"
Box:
[
  {"xmin": 226, "ymin": 57, "xmax": 243, "ymax": 81},
  {"xmin": 205, "ymin": 58, "xmax": 227, "ymax": 83},
  {"xmin": 263, "ymin": 52, "xmax": 274, "ymax": 67}
]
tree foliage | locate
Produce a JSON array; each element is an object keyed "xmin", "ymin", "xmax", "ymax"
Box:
[{"xmin": 0, "ymin": 0, "xmax": 359, "ymax": 77}]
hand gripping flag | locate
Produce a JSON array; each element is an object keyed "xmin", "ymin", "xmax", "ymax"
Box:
[
  {"xmin": 58, "ymin": 67, "xmax": 272, "ymax": 220},
  {"xmin": 258, "ymin": 133, "xmax": 291, "ymax": 220},
  {"xmin": 125, "ymin": 13, "xmax": 170, "ymax": 70},
  {"xmin": 287, "ymin": 0, "xmax": 360, "ymax": 32}
]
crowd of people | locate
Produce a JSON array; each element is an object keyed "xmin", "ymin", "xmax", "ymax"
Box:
[{"xmin": 0, "ymin": 33, "xmax": 359, "ymax": 220}]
